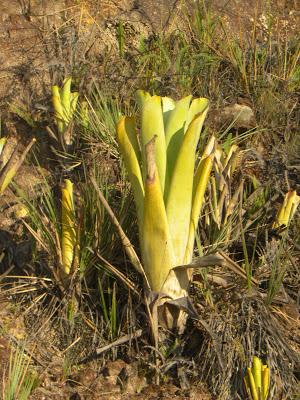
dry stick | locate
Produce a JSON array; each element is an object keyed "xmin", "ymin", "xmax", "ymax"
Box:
[
  {"xmin": 0, "ymin": 139, "xmax": 9, "ymax": 168},
  {"xmin": 46, "ymin": 126, "xmax": 59, "ymax": 142},
  {"xmin": 95, "ymin": 329, "xmax": 143, "ymax": 356},
  {"xmin": 0, "ymin": 137, "xmax": 36, "ymax": 191},
  {"xmin": 0, "ymin": 144, "xmax": 20, "ymax": 183},
  {"xmin": 204, "ymin": 274, "xmax": 231, "ymax": 288},
  {"xmin": 144, "ymin": 291, "xmax": 159, "ymax": 349},
  {"xmin": 79, "ymin": 329, "xmax": 143, "ymax": 364},
  {"xmin": 61, "ymin": 337, "xmax": 81, "ymax": 354},
  {"xmin": 90, "ymin": 176, "xmax": 150, "ymax": 289}
]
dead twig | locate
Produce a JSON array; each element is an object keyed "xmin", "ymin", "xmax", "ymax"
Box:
[{"xmin": 79, "ymin": 329, "xmax": 143, "ymax": 364}]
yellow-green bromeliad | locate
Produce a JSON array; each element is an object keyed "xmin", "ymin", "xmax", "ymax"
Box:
[{"xmin": 116, "ymin": 91, "xmax": 216, "ymax": 330}]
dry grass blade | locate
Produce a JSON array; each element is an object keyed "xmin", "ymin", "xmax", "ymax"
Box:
[
  {"xmin": 22, "ymin": 220, "xmax": 49, "ymax": 254},
  {"xmin": 94, "ymin": 250, "xmax": 140, "ymax": 296},
  {"xmin": 219, "ymin": 251, "xmax": 258, "ymax": 285},
  {"xmin": 0, "ymin": 265, "xmax": 15, "ymax": 282}
]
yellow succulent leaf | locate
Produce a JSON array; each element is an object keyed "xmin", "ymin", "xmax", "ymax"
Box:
[
  {"xmin": 142, "ymin": 137, "xmax": 175, "ymax": 292},
  {"xmin": 165, "ymin": 95, "xmax": 192, "ymax": 147},
  {"xmin": 283, "ymin": 190, "xmax": 298, "ymax": 225},
  {"xmin": 136, "ymin": 89, "xmax": 151, "ymax": 109},
  {"xmin": 0, "ymin": 138, "xmax": 36, "ymax": 195},
  {"xmin": 184, "ymin": 154, "xmax": 214, "ymax": 263},
  {"xmin": 274, "ymin": 190, "xmax": 300, "ymax": 228},
  {"xmin": 166, "ymin": 111, "xmax": 208, "ymax": 265},
  {"xmin": 184, "ymin": 97, "xmax": 209, "ymax": 134},
  {"xmin": 244, "ymin": 375, "xmax": 252, "ymax": 397},
  {"xmin": 116, "ymin": 116, "xmax": 144, "ymax": 227},
  {"xmin": 61, "ymin": 179, "xmax": 76, "ymax": 275},
  {"xmin": 164, "ymin": 95, "xmax": 192, "ymax": 198},
  {"xmin": 162, "ymin": 96, "xmax": 176, "ymax": 127},
  {"xmin": 52, "ymin": 85, "xmax": 63, "ymax": 114},
  {"xmin": 61, "ymin": 77, "xmax": 72, "ymax": 117},
  {"xmin": 262, "ymin": 366, "xmax": 270, "ymax": 400},
  {"xmin": 275, "ymin": 204, "xmax": 287, "ymax": 228},
  {"xmin": 290, "ymin": 192, "xmax": 300, "ymax": 220},
  {"xmin": 52, "ymin": 85, "xmax": 65, "ymax": 133},
  {"xmin": 252, "ymin": 356, "xmax": 262, "ymax": 391},
  {"xmin": 70, "ymin": 92, "xmax": 79, "ymax": 117},
  {"xmin": 247, "ymin": 368, "xmax": 259, "ymax": 400},
  {"xmin": 140, "ymin": 95, "xmax": 166, "ymax": 192},
  {"xmin": 224, "ymin": 144, "xmax": 239, "ymax": 168}
]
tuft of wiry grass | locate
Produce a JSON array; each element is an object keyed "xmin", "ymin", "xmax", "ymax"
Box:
[
  {"xmin": 77, "ymin": 84, "xmax": 123, "ymax": 159},
  {"xmin": 2, "ymin": 345, "xmax": 38, "ymax": 400},
  {"xmin": 193, "ymin": 295, "xmax": 299, "ymax": 400}
]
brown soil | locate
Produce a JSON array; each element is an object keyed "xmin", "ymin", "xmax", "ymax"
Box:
[{"xmin": 1, "ymin": 1, "xmax": 299, "ymax": 105}]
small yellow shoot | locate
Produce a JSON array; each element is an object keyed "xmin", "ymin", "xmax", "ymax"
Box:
[
  {"xmin": 244, "ymin": 356, "xmax": 270, "ymax": 400},
  {"xmin": 61, "ymin": 179, "xmax": 77, "ymax": 275},
  {"xmin": 52, "ymin": 77, "xmax": 79, "ymax": 147},
  {"xmin": 273, "ymin": 190, "xmax": 300, "ymax": 229}
]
